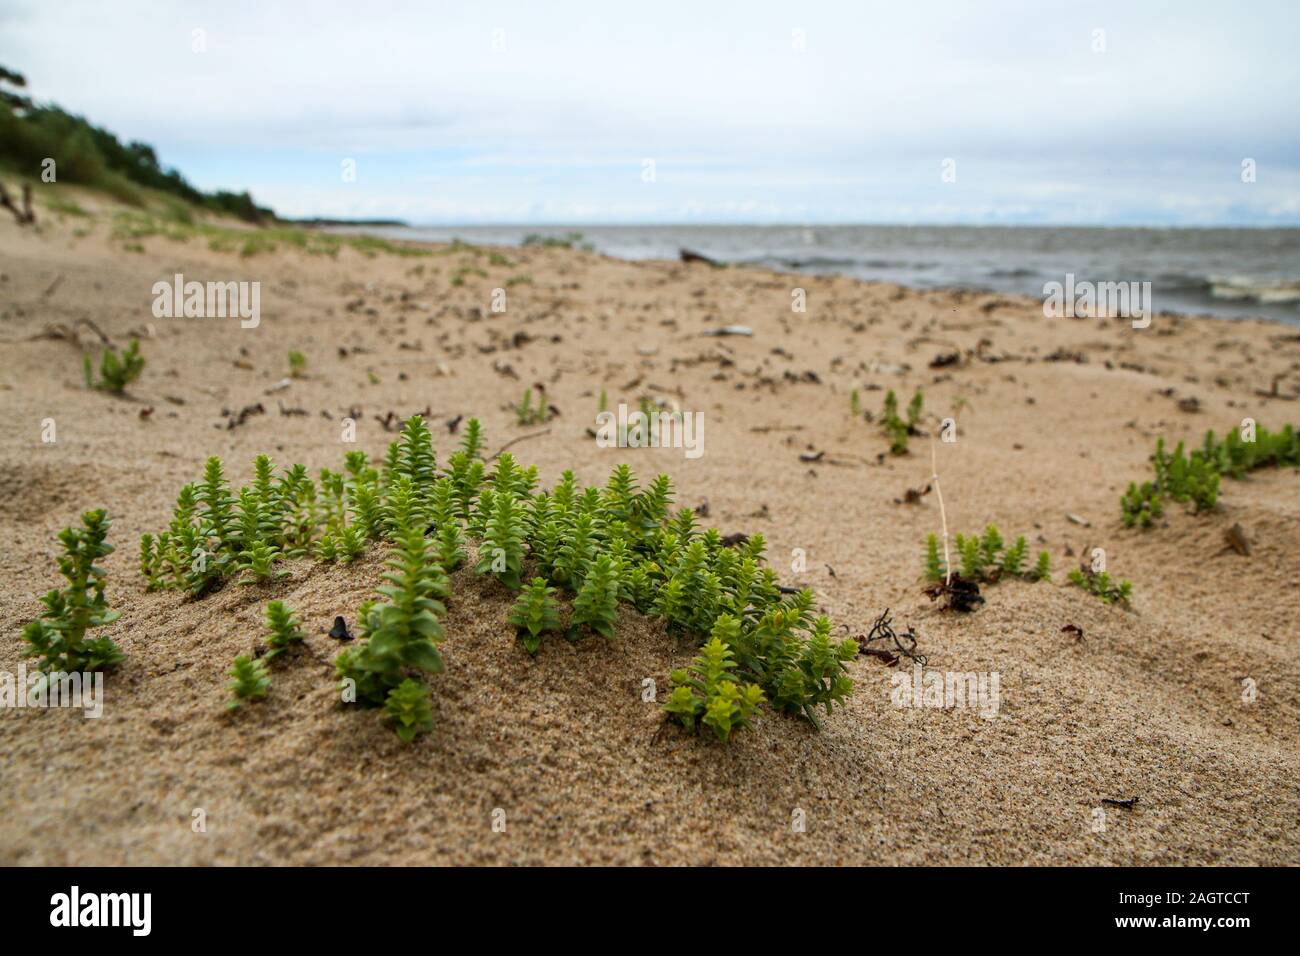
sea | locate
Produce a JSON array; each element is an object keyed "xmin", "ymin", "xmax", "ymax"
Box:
[{"xmin": 356, "ymin": 224, "xmax": 1300, "ymax": 325}]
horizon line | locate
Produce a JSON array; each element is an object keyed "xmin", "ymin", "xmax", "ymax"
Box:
[{"xmin": 356, "ymin": 220, "xmax": 1300, "ymax": 231}]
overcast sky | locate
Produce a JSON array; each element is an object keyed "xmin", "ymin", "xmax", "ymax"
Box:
[{"xmin": 3, "ymin": 0, "xmax": 1297, "ymax": 224}]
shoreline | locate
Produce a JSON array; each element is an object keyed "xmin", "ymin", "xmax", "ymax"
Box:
[{"xmin": 319, "ymin": 222, "xmax": 1300, "ymax": 326}]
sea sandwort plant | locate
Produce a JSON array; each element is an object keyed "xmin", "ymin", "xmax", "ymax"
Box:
[
  {"xmin": 83, "ymin": 339, "xmax": 144, "ymax": 394},
  {"xmin": 20, "ymin": 509, "xmax": 125, "ymax": 675},
  {"xmin": 664, "ymin": 627, "xmax": 765, "ymax": 742},
  {"xmin": 881, "ymin": 389, "xmax": 923, "ymax": 455},
  {"xmin": 925, "ymin": 526, "xmax": 1051, "ymax": 585},
  {"xmin": 132, "ymin": 415, "xmax": 858, "ymax": 743},
  {"xmin": 227, "ymin": 655, "xmax": 271, "ymax": 710},
  {"xmin": 1068, "ymin": 567, "xmax": 1133, "ymax": 605},
  {"xmin": 1122, "ymin": 424, "xmax": 1299, "ymax": 527},
  {"xmin": 262, "ymin": 600, "xmax": 305, "ymax": 661},
  {"xmin": 508, "ymin": 577, "xmax": 562, "ymax": 654}
]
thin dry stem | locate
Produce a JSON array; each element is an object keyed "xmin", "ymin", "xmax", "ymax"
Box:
[{"xmin": 930, "ymin": 436, "xmax": 951, "ymax": 585}]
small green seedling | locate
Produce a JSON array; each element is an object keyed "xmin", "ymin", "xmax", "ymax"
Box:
[
  {"xmin": 764, "ymin": 615, "xmax": 858, "ymax": 728},
  {"xmin": 139, "ymin": 532, "xmax": 166, "ymax": 591},
  {"xmin": 263, "ymin": 600, "xmax": 305, "ymax": 661},
  {"xmin": 430, "ymin": 479, "xmax": 466, "ymax": 570},
  {"xmin": 1032, "ymin": 550, "xmax": 1052, "ymax": 582},
  {"xmin": 20, "ymin": 509, "xmax": 125, "ymax": 674},
  {"xmin": 84, "ymin": 339, "xmax": 144, "ymax": 394},
  {"xmin": 664, "ymin": 632, "xmax": 765, "ymax": 742},
  {"xmin": 1068, "ymin": 568, "xmax": 1132, "ymax": 605},
  {"xmin": 508, "ymin": 577, "xmax": 562, "ymax": 654},
  {"xmin": 237, "ymin": 539, "xmax": 284, "ymax": 582},
  {"xmin": 1121, "ymin": 480, "xmax": 1164, "ymax": 528},
  {"xmin": 569, "ymin": 553, "xmax": 620, "ymax": 639},
  {"xmin": 881, "ymin": 389, "xmax": 922, "ymax": 454},
  {"xmin": 288, "ymin": 350, "xmax": 307, "ymax": 378},
  {"xmin": 334, "ymin": 475, "xmax": 447, "ymax": 722},
  {"xmin": 474, "ymin": 491, "xmax": 526, "ymax": 589},
  {"xmin": 227, "ymin": 655, "xmax": 271, "ymax": 709},
  {"xmin": 385, "ymin": 678, "xmax": 434, "ymax": 742},
  {"xmin": 513, "ymin": 387, "xmax": 550, "ymax": 425}
]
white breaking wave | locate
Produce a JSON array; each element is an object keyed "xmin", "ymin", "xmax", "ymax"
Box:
[{"xmin": 1209, "ymin": 275, "xmax": 1300, "ymax": 304}]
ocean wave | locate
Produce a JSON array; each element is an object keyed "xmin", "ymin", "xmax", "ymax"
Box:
[
  {"xmin": 1207, "ymin": 275, "xmax": 1300, "ymax": 304},
  {"xmin": 749, "ymin": 256, "xmax": 936, "ymax": 271}
]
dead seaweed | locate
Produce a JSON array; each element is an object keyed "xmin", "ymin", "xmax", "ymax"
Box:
[{"xmin": 922, "ymin": 574, "xmax": 984, "ymax": 612}]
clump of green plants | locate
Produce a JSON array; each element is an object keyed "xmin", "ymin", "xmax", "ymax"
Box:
[
  {"xmin": 1068, "ymin": 567, "xmax": 1133, "ymax": 605},
  {"xmin": 83, "ymin": 339, "xmax": 144, "ymax": 394},
  {"xmin": 923, "ymin": 526, "xmax": 1049, "ymax": 585},
  {"xmin": 507, "ymin": 577, "xmax": 562, "ymax": 654},
  {"xmin": 1122, "ymin": 424, "xmax": 1299, "ymax": 527},
  {"xmin": 664, "ymin": 628, "xmax": 765, "ymax": 742},
  {"xmin": 20, "ymin": 509, "xmax": 125, "ymax": 674},
  {"xmin": 227, "ymin": 655, "xmax": 271, "ymax": 710},
  {"xmin": 139, "ymin": 415, "xmax": 859, "ymax": 744},
  {"xmin": 288, "ymin": 350, "xmax": 307, "ymax": 378},
  {"xmin": 1120, "ymin": 480, "xmax": 1165, "ymax": 529},
  {"xmin": 262, "ymin": 600, "xmax": 305, "ymax": 661},
  {"xmin": 880, "ymin": 389, "xmax": 923, "ymax": 454}
]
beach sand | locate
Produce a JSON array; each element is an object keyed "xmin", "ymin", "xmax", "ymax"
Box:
[{"xmin": 1, "ymin": 198, "xmax": 1297, "ymax": 865}]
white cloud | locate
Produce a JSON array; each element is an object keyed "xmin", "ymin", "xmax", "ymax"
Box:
[{"xmin": 3, "ymin": 0, "xmax": 1297, "ymax": 222}]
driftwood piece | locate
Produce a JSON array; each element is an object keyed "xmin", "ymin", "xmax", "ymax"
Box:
[
  {"xmin": 0, "ymin": 181, "xmax": 36, "ymax": 225},
  {"xmin": 679, "ymin": 248, "xmax": 721, "ymax": 267}
]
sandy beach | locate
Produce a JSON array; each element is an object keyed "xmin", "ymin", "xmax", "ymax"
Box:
[{"xmin": 1, "ymin": 195, "xmax": 1297, "ymax": 866}]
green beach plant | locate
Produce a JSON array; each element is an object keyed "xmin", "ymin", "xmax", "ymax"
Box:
[
  {"xmin": 474, "ymin": 489, "xmax": 527, "ymax": 589},
  {"xmin": 1068, "ymin": 567, "xmax": 1132, "ymax": 605},
  {"xmin": 384, "ymin": 678, "xmax": 434, "ymax": 742},
  {"xmin": 227, "ymin": 655, "xmax": 271, "ymax": 710},
  {"xmin": 133, "ymin": 415, "xmax": 860, "ymax": 743},
  {"xmin": 664, "ymin": 631, "xmax": 765, "ymax": 742},
  {"xmin": 20, "ymin": 509, "xmax": 125, "ymax": 675},
  {"xmin": 926, "ymin": 525, "xmax": 1049, "ymax": 588},
  {"xmin": 569, "ymin": 553, "xmax": 620, "ymax": 639},
  {"xmin": 1121, "ymin": 424, "xmax": 1299, "ymax": 527},
  {"xmin": 263, "ymin": 600, "xmax": 305, "ymax": 662},
  {"xmin": 83, "ymin": 338, "xmax": 144, "ymax": 394},
  {"xmin": 334, "ymin": 475, "xmax": 448, "ymax": 731},
  {"xmin": 507, "ymin": 577, "xmax": 562, "ymax": 654},
  {"xmin": 512, "ymin": 387, "xmax": 550, "ymax": 425},
  {"xmin": 880, "ymin": 389, "xmax": 923, "ymax": 454}
]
